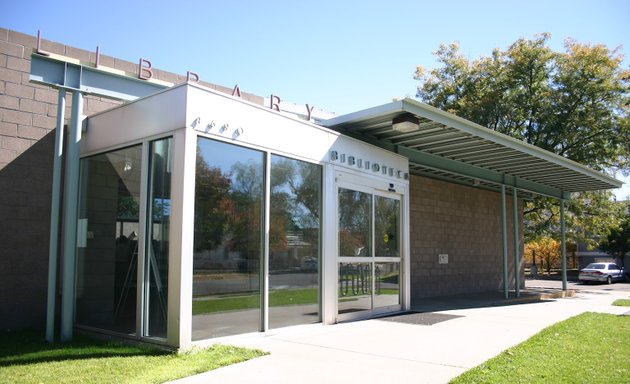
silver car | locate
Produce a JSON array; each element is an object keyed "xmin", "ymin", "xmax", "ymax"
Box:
[{"xmin": 578, "ymin": 262, "xmax": 625, "ymax": 284}]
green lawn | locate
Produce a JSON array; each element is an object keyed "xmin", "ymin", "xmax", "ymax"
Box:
[
  {"xmin": 193, "ymin": 288, "xmax": 400, "ymax": 315},
  {"xmin": 193, "ymin": 288, "xmax": 318, "ymax": 315},
  {"xmin": 0, "ymin": 330, "xmax": 266, "ymax": 384},
  {"xmin": 451, "ymin": 312, "xmax": 630, "ymax": 384},
  {"xmin": 612, "ymin": 299, "xmax": 630, "ymax": 307}
]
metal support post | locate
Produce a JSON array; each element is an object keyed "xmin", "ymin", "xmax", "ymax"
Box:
[
  {"xmin": 513, "ymin": 187, "xmax": 520, "ymax": 297},
  {"xmin": 60, "ymin": 91, "xmax": 83, "ymax": 342},
  {"xmin": 561, "ymin": 199, "xmax": 567, "ymax": 291},
  {"xmin": 46, "ymin": 89, "xmax": 66, "ymax": 343},
  {"xmin": 501, "ymin": 185, "xmax": 508, "ymax": 299}
]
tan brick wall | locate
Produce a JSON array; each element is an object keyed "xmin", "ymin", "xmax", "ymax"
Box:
[
  {"xmin": 0, "ymin": 27, "xmax": 262, "ymax": 330},
  {"xmin": 409, "ymin": 175, "xmax": 524, "ymax": 302}
]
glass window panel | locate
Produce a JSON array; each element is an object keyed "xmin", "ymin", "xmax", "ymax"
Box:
[
  {"xmin": 76, "ymin": 145, "xmax": 142, "ymax": 334},
  {"xmin": 338, "ymin": 263, "xmax": 372, "ymax": 314},
  {"xmin": 374, "ymin": 263, "xmax": 400, "ymax": 308},
  {"xmin": 338, "ymin": 188, "xmax": 372, "ymax": 257},
  {"xmin": 144, "ymin": 138, "xmax": 172, "ymax": 338},
  {"xmin": 269, "ymin": 155, "xmax": 321, "ymax": 329},
  {"xmin": 375, "ymin": 196, "xmax": 400, "ymax": 257},
  {"xmin": 192, "ymin": 137, "xmax": 264, "ymax": 340}
]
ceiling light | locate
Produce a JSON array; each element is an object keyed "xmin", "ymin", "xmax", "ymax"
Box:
[{"xmin": 392, "ymin": 114, "xmax": 420, "ymax": 133}]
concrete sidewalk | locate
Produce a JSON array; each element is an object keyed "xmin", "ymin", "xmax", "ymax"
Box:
[{"xmin": 170, "ymin": 286, "xmax": 630, "ymax": 384}]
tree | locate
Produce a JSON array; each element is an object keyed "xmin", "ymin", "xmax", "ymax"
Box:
[
  {"xmin": 415, "ymin": 34, "xmax": 630, "ymax": 242},
  {"xmin": 525, "ymin": 237, "xmax": 562, "ymax": 274},
  {"xmin": 193, "ymin": 148, "xmax": 233, "ymax": 251},
  {"xmin": 599, "ymin": 217, "xmax": 630, "ymax": 268}
]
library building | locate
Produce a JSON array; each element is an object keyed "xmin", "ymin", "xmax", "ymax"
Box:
[{"xmin": 0, "ymin": 28, "xmax": 621, "ymax": 350}]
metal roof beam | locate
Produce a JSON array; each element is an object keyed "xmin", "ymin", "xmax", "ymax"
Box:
[
  {"xmin": 30, "ymin": 53, "xmax": 169, "ymax": 100},
  {"xmin": 397, "ymin": 145, "xmax": 569, "ymax": 199}
]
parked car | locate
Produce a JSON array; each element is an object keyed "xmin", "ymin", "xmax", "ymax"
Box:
[{"xmin": 578, "ymin": 262, "xmax": 625, "ymax": 284}]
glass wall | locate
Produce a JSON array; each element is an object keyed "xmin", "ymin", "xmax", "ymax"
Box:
[
  {"xmin": 192, "ymin": 138, "xmax": 322, "ymax": 339},
  {"xmin": 144, "ymin": 138, "xmax": 173, "ymax": 338},
  {"xmin": 269, "ymin": 155, "xmax": 321, "ymax": 329},
  {"xmin": 76, "ymin": 145, "xmax": 143, "ymax": 334},
  {"xmin": 192, "ymin": 138, "xmax": 264, "ymax": 340}
]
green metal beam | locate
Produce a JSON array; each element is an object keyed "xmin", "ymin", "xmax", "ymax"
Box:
[
  {"xmin": 561, "ymin": 200, "xmax": 568, "ymax": 291},
  {"xmin": 60, "ymin": 92, "xmax": 83, "ymax": 342},
  {"xmin": 395, "ymin": 145, "xmax": 569, "ymax": 199},
  {"xmin": 30, "ymin": 53, "xmax": 168, "ymax": 101},
  {"xmin": 501, "ymin": 185, "xmax": 509, "ymax": 299},
  {"xmin": 513, "ymin": 187, "xmax": 520, "ymax": 297}
]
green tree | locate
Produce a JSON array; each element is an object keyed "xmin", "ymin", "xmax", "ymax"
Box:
[
  {"xmin": 600, "ymin": 216, "xmax": 630, "ymax": 268},
  {"xmin": 415, "ymin": 34, "xmax": 630, "ymax": 243},
  {"xmin": 193, "ymin": 149, "xmax": 233, "ymax": 251}
]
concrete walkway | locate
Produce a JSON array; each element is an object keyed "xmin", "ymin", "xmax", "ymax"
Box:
[{"xmin": 170, "ymin": 283, "xmax": 630, "ymax": 384}]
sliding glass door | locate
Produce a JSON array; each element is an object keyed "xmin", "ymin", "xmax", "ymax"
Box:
[{"xmin": 337, "ymin": 183, "xmax": 402, "ymax": 320}]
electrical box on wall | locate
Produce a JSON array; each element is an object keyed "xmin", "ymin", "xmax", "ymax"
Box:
[{"xmin": 438, "ymin": 254, "xmax": 448, "ymax": 264}]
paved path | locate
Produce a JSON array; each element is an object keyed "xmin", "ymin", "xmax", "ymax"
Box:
[{"xmin": 170, "ymin": 283, "xmax": 630, "ymax": 384}]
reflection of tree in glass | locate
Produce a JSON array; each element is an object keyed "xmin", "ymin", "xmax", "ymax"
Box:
[
  {"xmin": 194, "ymin": 149, "xmax": 232, "ymax": 251},
  {"xmin": 270, "ymin": 158, "xmax": 321, "ymax": 254},
  {"xmin": 339, "ymin": 189, "xmax": 371, "ymax": 256},
  {"xmin": 375, "ymin": 197, "xmax": 399, "ymax": 256},
  {"xmin": 225, "ymin": 160, "xmax": 264, "ymax": 264},
  {"xmin": 117, "ymin": 195, "xmax": 139, "ymax": 220}
]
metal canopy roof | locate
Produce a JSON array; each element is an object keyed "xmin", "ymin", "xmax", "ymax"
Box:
[{"xmin": 322, "ymin": 98, "xmax": 622, "ymax": 199}]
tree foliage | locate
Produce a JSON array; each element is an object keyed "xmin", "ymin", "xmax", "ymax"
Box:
[
  {"xmin": 415, "ymin": 34, "xmax": 630, "ymax": 242},
  {"xmin": 599, "ymin": 214, "xmax": 630, "ymax": 267},
  {"xmin": 525, "ymin": 237, "xmax": 561, "ymax": 273}
]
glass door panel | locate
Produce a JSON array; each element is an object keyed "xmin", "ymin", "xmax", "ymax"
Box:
[
  {"xmin": 337, "ymin": 183, "xmax": 402, "ymax": 320},
  {"xmin": 338, "ymin": 188, "xmax": 372, "ymax": 258},
  {"xmin": 338, "ymin": 263, "xmax": 372, "ymax": 314},
  {"xmin": 374, "ymin": 262, "xmax": 400, "ymax": 309},
  {"xmin": 375, "ymin": 196, "xmax": 400, "ymax": 258}
]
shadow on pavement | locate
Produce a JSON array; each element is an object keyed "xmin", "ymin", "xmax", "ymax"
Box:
[{"xmin": 410, "ymin": 288, "xmax": 570, "ymax": 312}]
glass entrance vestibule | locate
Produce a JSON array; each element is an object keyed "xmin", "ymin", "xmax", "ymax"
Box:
[{"xmin": 76, "ymin": 83, "xmax": 410, "ymax": 349}]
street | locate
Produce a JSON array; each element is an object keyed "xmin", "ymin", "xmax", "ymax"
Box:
[{"xmin": 527, "ymin": 278, "xmax": 630, "ymax": 293}]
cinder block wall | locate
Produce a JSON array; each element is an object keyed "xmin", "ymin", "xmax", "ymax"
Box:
[
  {"xmin": 409, "ymin": 175, "xmax": 524, "ymax": 302},
  {"xmin": 0, "ymin": 28, "xmax": 262, "ymax": 330}
]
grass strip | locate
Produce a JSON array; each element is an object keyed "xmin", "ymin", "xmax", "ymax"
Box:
[
  {"xmin": 193, "ymin": 288, "xmax": 318, "ymax": 315},
  {"xmin": 193, "ymin": 288, "xmax": 400, "ymax": 315},
  {"xmin": 0, "ymin": 330, "xmax": 265, "ymax": 384},
  {"xmin": 451, "ymin": 312, "xmax": 630, "ymax": 384},
  {"xmin": 612, "ymin": 299, "xmax": 630, "ymax": 307}
]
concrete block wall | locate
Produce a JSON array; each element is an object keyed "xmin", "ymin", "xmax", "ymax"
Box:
[
  {"xmin": 0, "ymin": 27, "xmax": 262, "ymax": 330},
  {"xmin": 409, "ymin": 175, "xmax": 524, "ymax": 302}
]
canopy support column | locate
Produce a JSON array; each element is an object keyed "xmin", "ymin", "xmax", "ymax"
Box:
[
  {"xmin": 46, "ymin": 89, "xmax": 66, "ymax": 343},
  {"xmin": 561, "ymin": 199, "xmax": 567, "ymax": 291},
  {"xmin": 60, "ymin": 92, "xmax": 83, "ymax": 342},
  {"xmin": 501, "ymin": 185, "xmax": 508, "ymax": 299},
  {"xmin": 513, "ymin": 187, "xmax": 520, "ymax": 297}
]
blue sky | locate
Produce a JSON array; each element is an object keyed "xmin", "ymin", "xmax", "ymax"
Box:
[{"xmin": 1, "ymin": 0, "xmax": 629, "ymax": 198}]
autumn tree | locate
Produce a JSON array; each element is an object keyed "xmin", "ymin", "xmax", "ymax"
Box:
[
  {"xmin": 525, "ymin": 237, "xmax": 562, "ymax": 274},
  {"xmin": 415, "ymin": 34, "xmax": 630, "ymax": 243}
]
